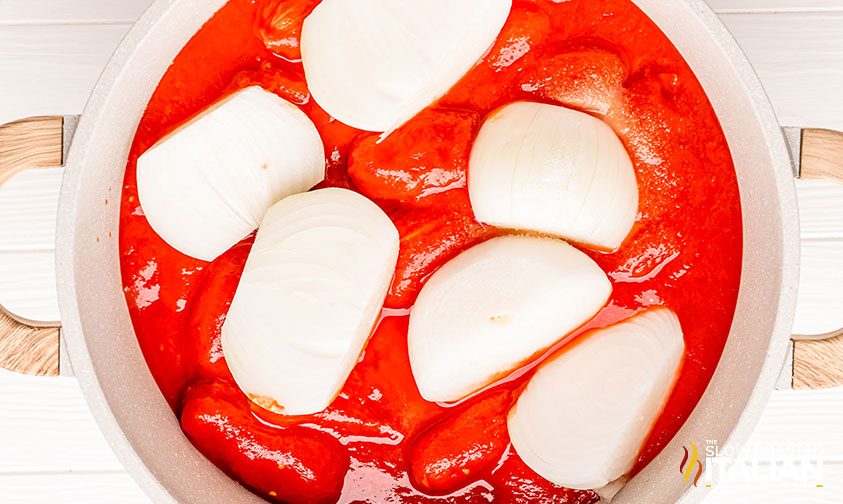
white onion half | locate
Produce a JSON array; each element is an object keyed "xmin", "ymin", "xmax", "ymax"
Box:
[
  {"xmin": 508, "ymin": 307, "xmax": 685, "ymax": 490},
  {"xmin": 221, "ymin": 188, "xmax": 399, "ymax": 416},
  {"xmin": 469, "ymin": 101, "xmax": 638, "ymax": 251},
  {"xmin": 300, "ymin": 0, "xmax": 512, "ymax": 132},
  {"xmin": 136, "ymin": 86, "xmax": 325, "ymax": 261},
  {"xmin": 408, "ymin": 235, "xmax": 611, "ymax": 403}
]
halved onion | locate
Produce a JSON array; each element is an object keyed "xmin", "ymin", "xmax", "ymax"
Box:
[
  {"xmin": 508, "ymin": 307, "xmax": 685, "ymax": 490},
  {"xmin": 300, "ymin": 0, "xmax": 512, "ymax": 132},
  {"xmin": 408, "ymin": 235, "xmax": 611, "ymax": 403},
  {"xmin": 221, "ymin": 188, "xmax": 399, "ymax": 416},
  {"xmin": 136, "ymin": 86, "xmax": 325, "ymax": 261},
  {"xmin": 468, "ymin": 101, "xmax": 638, "ymax": 251}
]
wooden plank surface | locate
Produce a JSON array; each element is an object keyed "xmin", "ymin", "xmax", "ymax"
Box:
[
  {"xmin": 797, "ymin": 180, "xmax": 843, "ymax": 240},
  {"xmin": 1, "ymin": 0, "xmax": 842, "ymax": 502},
  {"xmin": 0, "ymin": 473, "xmax": 150, "ymax": 504},
  {"xmin": 718, "ymin": 12, "xmax": 843, "ymax": 131},
  {"xmin": 0, "ymin": 24, "xmax": 131, "ymax": 126},
  {"xmin": 0, "ymin": 373, "xmax": 123, "ymax": 472},
  {"xmin": 707, "ymin": 0, "xmax": 843, "ymax": 12},
  {"xmin": 0, "ymin": 1, "xmax": 150, "ymax": 24}
]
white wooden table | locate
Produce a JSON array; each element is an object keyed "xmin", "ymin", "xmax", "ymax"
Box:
[{"xmin": 1, "ymin": 1, "xmax": 843, "ymax": 502}]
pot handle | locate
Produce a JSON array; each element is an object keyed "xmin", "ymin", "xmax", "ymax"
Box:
[
  {"xmin": 0, "ymin": 116, "xmax": 72, "ymax": 377},
  {"xmin": 791, "ymin": 128, "xmax": 843, "ymax": 390}
]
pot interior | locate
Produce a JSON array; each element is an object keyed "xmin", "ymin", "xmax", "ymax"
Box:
[{"xmin": 57, "ymin": 1, "xmax": 798, "ymax": 502}]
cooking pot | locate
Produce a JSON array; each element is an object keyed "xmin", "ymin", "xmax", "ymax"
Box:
[{"xmin": 1, "ymin": 0, "xmax": 842, "ymax": 502}]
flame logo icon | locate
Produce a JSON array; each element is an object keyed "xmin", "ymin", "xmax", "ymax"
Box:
[{"xmin": 680, "ymin": 441, "xmax": 703, "ymax": 487}]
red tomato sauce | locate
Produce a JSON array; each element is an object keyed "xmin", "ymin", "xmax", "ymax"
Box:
[{"xmin": 119, "ymin": 1, "xmax": 743, "ymax": 502}]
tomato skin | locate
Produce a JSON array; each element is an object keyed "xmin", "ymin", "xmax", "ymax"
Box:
[
  {"xmin": 490, "ymin": 450, "xmax": 599, "ymax": 504},
  {"xmin": 232, "ymin": 62, "xmax": 311, "ymax": 105},
  {"xmin": 443, "ymin": 1, "xmax": 553, "ymax": 112},
  {"xmin": 181, "ymin": 380, "xmax": 349, "ymax": 504},
  {"xmin": 523, "ymin": 47, "xmax": 628, "ymax": 115},
  {"xmin": 255, "ymin": 0, "xmax": 320, "ymax": 61},
  {"xmin": 409, "ymin": 390, "xmax": 513, "ymax": 494},
  {"xmin": 348, "ymin": 108, "xmax": 479, "ymax": 210},
  {"xmin": 185, "ymin": 237, "xmax": 253, "ymax": 381},
  {"xmin": 386, "ymin": 210, "xmax": 494, "ymax": 309}
]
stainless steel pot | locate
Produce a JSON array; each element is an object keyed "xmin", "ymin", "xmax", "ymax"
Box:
[{"xmin": 1, "ymin": 0, "xmax": 842, "ymax": 502}]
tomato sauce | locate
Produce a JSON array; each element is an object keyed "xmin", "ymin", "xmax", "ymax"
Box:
[{"xmin": 119, "ymin": 0, "xmax": 743, "ymax": 502}]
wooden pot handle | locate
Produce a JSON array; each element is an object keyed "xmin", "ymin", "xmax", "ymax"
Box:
[
  {"xmin": 0, "ymin": 116, "xmax": 65, "ymax": 377},
  {"xmin": 792, "ymin": 128, "xmax": 843, "ymax": 390}
]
